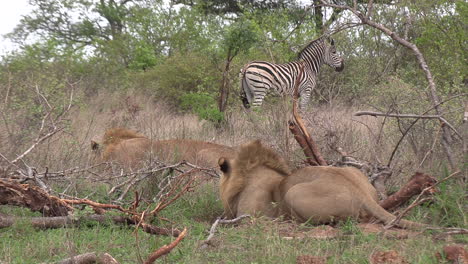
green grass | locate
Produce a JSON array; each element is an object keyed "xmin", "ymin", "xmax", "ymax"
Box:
[{"xmin": 1, "ymin": 178, "xmax": 466, "ymax": 264}]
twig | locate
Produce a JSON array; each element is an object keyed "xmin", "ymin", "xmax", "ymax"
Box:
[
  {"xmin": 144, "ymin": 227, "xmax": 187, "ymax": 264},
  {"xmin": 61, "ymin": 198, "xmax": 135, "ymax": 215},
  {"xmin": 432, "ymin": 228, "xmax": 468, "ymax": 240},
  {"xmin": 199, "ymin": 214, "xmax": 251, "ymax": 249},
  {"xmin": 418, "ymin": 124, "xmax": 442, "ymax": 168}
]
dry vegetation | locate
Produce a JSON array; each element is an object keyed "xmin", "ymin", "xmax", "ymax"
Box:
[{"xmin": 0, "ymin": 86, "xmax": 466, "ymax": 263}]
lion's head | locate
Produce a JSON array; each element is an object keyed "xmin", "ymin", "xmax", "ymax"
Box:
[{"xmin": 218, "ymin": 140, "xmax": 290, "ymax": 219}]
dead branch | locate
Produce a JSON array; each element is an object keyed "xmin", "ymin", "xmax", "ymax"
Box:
[
  {"xmin": 354, "ymin": 111, "xmax": 461, "ymax": 139},
  {"xmin": 144, "ymin": 227, "xmax": 187, "ymax": 264},
  {"xmin": 379, "ymin": 172, "xmax": 437, "ymax": 211},
  {"xmin": 290, "ymin": 63, "xmax": 328, "ymax": 166},
  {"xmin": 61, "ymin": 198, "xmax": 135, "ymax": 215},
  {"xmin": 355, "ymin": 111, "xmax": 442, "ymax": 119},
  {"xmin": 385, "ymin": 171, "xmax": 460, "ymax": 229},
  {"xmin": 319, "ymin": 0, "xmax": 456, "ymax": 170},
  {"xmin": 0, "ymin": 179, "xmax": 73, "ymax": 216},
  {"xmin": 149, "ymin": 168, "xmax": 201, "ymax": 217},
  {"xmin": 0, "ymin": 214, "xmax": 181, "ymax": 236},
  {"xmin": 433, "ymin": 228, "xmax": 468, "ymax": 240},
  {"xmin": 56, "ymin": 252, "xmax": 120, "ymax": 264},
  {"xmin": 199, "ymin": 214, "xmax": 251, "ymax": 249},
  {"xmin": 288, "ymin": 121, "xmax": 319, "ymax": 166}
]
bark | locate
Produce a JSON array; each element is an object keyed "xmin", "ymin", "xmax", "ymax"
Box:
[
  {"xmin": 218, "ymin": 50, "xmax": 235, "ymax": 112},
  {"xmin": 0, "ymin": 214, "xmax": 181, "ymax": 237},
  {"xmin": 379, "ymin": 172, "xmax": 437, "ymax": 211},
  {"xmin": 288, "ymin": 121, "xmax": 319, "ymax": 166},
  {"xmin": 0, "ymin": 179, "xmax": 73, "ymax": 217}
]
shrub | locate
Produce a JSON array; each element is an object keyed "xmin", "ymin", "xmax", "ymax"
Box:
[{"xmin": 180, "ymin": 92, "xmax": 224, "ymax": 123}]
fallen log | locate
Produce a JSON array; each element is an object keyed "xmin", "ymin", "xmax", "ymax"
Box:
[
  {"xmin": 0, "ymin": 214, "xmax": 181, "ymax": 237},
  {"xmin": 56, "ymin": 252, "xmax": 120, "ymax": 264},
  {"xmin": 0, "ymin": 179, "xmax": 73, "ymax": 216},
  {"xmin": 379, "ymin": 172, "xmax": 437, "ymax": 211}
]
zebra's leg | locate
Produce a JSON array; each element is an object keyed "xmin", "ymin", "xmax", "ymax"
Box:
[
  {"xmin": 299, "ymin": 87, "xmax": 312, "ymax": 110},
  {"xmin": 252, "ymin": 86, "xmax": 269, "ymax": 107},
  {"xmin": 241, "ymin": 72, "xmax": 255, "ymax": 108}
]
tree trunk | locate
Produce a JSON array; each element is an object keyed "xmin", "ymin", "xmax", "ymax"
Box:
[{"xmin": 218, "ymin": 50, "xmax": 233, "ymax": 112}]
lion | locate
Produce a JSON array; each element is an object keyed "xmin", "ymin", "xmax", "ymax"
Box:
[
  {"xmin": 91, "ymin": 128, "xmax": 235, "ymax": 169},
  {"xmin": 218, "ymin": 140, "xmax": 426, "ymax": 229}
]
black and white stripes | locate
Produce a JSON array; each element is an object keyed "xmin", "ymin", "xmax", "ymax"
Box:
[{"xmin": 240, "ymin": 37, "xmax": 344, "ymax": 109}]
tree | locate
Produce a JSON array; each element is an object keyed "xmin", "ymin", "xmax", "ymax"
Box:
[
  {"xmin": 319, "ymin": 0, "xmax": 461, "ymax": 171},
  {"xmin": 8, "ymin": 0, "xmax": 139, "ymax": 50},
  {"xmin": 218, "ymin": 19, "xmax": 258, "ymax": 112}
]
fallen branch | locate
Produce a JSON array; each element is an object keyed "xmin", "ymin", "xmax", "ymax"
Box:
[
  {"xmin": 385, "ymin": 171, "xmax": 460, "ymax": 229},
  {"xmin": 55, "ymin": 252, "xmax": 120, "ymax": 264},
  {"xmin": 0, "ymin": 214, "xmax": 181, "ymax": 236},
  {"xmin": 290, "ymin": 64, "xmax": 327, "ymax": 166},
  {"xmin": 379, "ymin": 172, "xmax": 437, "ymax": 211},
  {"xmin": 144, "ymin": 227, "xmax": 187, "ymax": 264},
  {"xmin": 288, "ymin": 121, "xmax": 319, "ymax": 166},
  {"xmin": 61, "ymin": 198, "xmax": 134, "ymax": 215},
  {"xmin": 0, "ymin": 179, "xmax": 73, "ymax": 216},
  {"xmin": 199, "ymin": 214, "xmax": 251, "ymax": 249}
]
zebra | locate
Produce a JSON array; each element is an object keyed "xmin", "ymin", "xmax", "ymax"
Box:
[{"xmin": 240, "ymin": 37, "xmax": 344, "ymax": 109}]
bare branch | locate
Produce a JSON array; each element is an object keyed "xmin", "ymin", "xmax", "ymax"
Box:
[
  {"xmin": 144, "ymin": 227, "xmax": 187, "ymax": 264},
  {"xmin": 199, "ymin": 215, "xmax": 251, "ymax": 249},
  {"xmin": 355, "ymin": 111, "xmax": 441, "ymax": 119},
  {"xmin": 354, "ymin": 111, "xmax": 461, "ymax": 139},
  {"xmin": 319, "ymin": 0, "xmax": 459, "ymax": 170}
]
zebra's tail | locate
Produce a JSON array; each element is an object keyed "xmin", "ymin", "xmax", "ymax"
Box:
[{"xmin": 240, "ymin": 66, "xmax": 252, "ymax": 109}]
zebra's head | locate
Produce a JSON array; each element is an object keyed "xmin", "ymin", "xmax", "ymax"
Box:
[{"xmin": 324, "ymin": 38, "xmax": 344, "ymax": 72}]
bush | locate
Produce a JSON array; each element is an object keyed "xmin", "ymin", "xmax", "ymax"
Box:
[
  {"xmin": 180, "ymin": 92, "xmax": 224, "ymax": 123},
  {"xmin": 150, "ymin": 51, "xmax": 221, "ymax": 104}
]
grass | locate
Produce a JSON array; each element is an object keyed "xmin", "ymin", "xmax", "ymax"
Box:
[
  {"xmin": 1, "ymin": 180, "xmax": 466, "ymax": 264},
  {"xmin": 0, "ymin": 90, "xmax": 466, "ymax": 263}
]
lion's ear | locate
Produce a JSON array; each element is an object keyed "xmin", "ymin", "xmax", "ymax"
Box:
[
  {"xmin": 218, "ymin": 157, "xmax": 230, "ymax": 174},
  {"xmin": 91, "ymin": 140, "xmax": 100, "ymax": 151}
]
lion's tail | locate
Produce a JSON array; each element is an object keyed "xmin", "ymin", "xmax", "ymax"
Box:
[{"xmin": 361, "ymin": 196, "xmax": 428, "ymax": 230}]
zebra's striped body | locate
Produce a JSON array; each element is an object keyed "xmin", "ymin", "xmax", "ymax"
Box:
[{"xmin": 240, "ymin": 37, "xmax": 344, "ymax": 109}]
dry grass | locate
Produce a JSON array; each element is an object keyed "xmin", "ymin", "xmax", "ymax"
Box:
[{"xmin": 0, "ymin": 89, "xmax": 466, "ymax": 264}]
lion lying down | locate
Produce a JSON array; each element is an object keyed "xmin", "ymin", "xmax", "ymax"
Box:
[
  {"xmin": 218, "ymin": 140, "xmax": 426, "ymax": 230},
  {"xmin": 91, "ymin": 128, "xmax": 235, "ymax": 169}
]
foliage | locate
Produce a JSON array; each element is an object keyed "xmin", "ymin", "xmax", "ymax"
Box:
[
  {"xmin": 149, "ymin": 51, "xmax": 221, "ymax": 102},
  {"xmin": 180, "ymin": 92, "xmax": 224, "ymax": 123}
]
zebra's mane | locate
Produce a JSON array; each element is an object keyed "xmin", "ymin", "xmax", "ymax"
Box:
[{"xmin": 297, "ymin": 37, "xmax": 326, "ymax": 59}]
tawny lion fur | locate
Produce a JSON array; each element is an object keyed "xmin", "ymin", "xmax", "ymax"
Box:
[
  {"xmin": 92, "ymin": 128, "xmax": 235, "ymax": 169},
  {"xmin": 218, "ymin": 140, "xmax": 426, "ymax": 230}
]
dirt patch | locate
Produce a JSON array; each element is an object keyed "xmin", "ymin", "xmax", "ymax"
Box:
[
  {"xmin": 436, "ymin": 244, "xmax": 468, "ymax": 263},
  {"xmin": 370, "ymin": 250, "xmax": 408, "ymax": 264}
]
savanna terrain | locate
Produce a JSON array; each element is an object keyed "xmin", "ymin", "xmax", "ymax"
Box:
[{"xmin": 0, "ymin": 0, "xmax": 466, "ymax": 263}]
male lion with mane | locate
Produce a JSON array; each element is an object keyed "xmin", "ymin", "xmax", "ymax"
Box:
[
  {"xmin": 92, "ymin": 128, "xmax": 235, "ymax": 169},
  {"xmin": 218, "ymin": 140, "xmax": 426, "ymax": 229}
]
